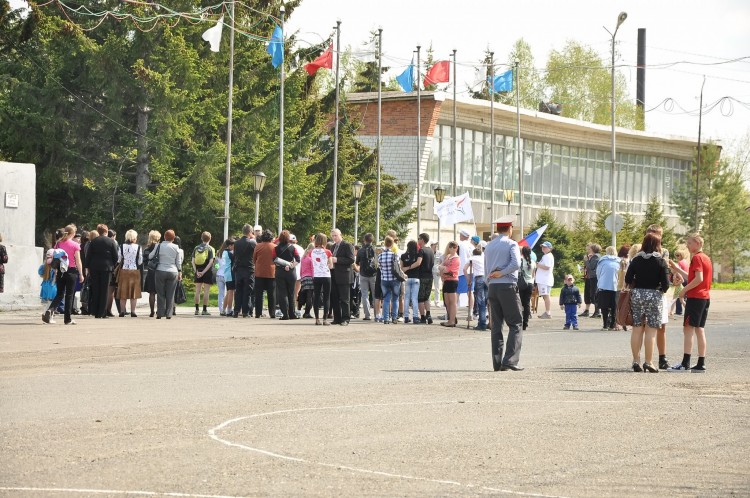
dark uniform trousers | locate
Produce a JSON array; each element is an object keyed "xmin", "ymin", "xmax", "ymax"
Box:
[
  {"xmin": 233, "ymin": 268, "xmax": 254, "ymax": 317},
  {"xmin": 330, "ymin": 274, "xmax": 351, "ymax": 323},
  {"xmin": 488, "ymin": 283, "xmax": 524, "ymax": 369}
]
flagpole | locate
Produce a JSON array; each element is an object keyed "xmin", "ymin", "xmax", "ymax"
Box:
[
  {"xmin": 451, "ymin": 48, "xmax": 457, "ymax": 241},
  {"xmin": 278, "ymin": 5, "xmax": 285, "ymax": 235},
  {"xmin": 515, "ymin": 58, "xmax": 523, "ymax": 237},
  {"xmin": 489, "ymin": 51, "xmax": 495, "ymax": 226},
  {"xmin": 416, "ymin": 45, "xmax": 421, "ymax": 237},
  {"xmin": 375, "ymin": 28, "xmax": 382, "ymax": 244},
  {"xmin": 222, "ymin": 3, "xmax": 236, "ymax": 241},
  {"xmin": 332, "ymin": 20, "xmax": 341, "ymax": 229}
]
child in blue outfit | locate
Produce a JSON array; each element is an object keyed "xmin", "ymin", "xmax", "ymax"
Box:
[{"xmin": 559, "ymin": 274, "xmax": 582, "ymax": 330}]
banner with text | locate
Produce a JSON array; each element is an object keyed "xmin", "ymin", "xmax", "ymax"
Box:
[{"xmin": 434, "ymin": 192, "xmax": 475, "ymax": 225}]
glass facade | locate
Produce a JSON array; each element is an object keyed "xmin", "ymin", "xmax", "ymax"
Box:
[{"xmin": 423, "ymin": 124, "xmax": 691, "ymax": 215}]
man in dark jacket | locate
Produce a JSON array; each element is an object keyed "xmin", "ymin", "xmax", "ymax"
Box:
[
  {"xmin": 329, "ymin": 228, "xmax": 355, "ymax": 325},
  {"xmin": 232, "ymin": 224, "xmax": 257, "ymax": 318},
  {"xmin": 84, "ymin": 224, "xmax": 119, "ymax": 318}
]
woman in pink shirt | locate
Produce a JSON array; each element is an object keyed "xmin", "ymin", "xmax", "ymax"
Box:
[
  {"xmin": 438, "ymin": 241, "xmax": 460, "ymax": 327},
  {"xmin": 297, "ymin": 243, "xmax": 315, "ymax": 318},
  {"xmin": 43, "ymin": 224, "xmax": 84, "ymax": 325}
]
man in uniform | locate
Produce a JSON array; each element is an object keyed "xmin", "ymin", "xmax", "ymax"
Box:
[{"xmin": 484, "ymin": 215, "xmax": 524, "ymax": 372}]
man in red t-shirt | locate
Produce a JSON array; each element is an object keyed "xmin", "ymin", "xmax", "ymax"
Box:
[{"xmin": 669, "ymin": 233, "xmax": 712, "ymax": 371}]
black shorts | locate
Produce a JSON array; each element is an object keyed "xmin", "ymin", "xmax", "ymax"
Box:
[
  {"xmin": 684, "ymin": 298, "xmax": 710, "ymax": 328},
  {"xmin": 225, "ymin": 280, "xmax": 236, "ymax": 290},
  {"xmin": 418, "ymin": 278, "xmax": 432, "ymax": 303},
  {"xmin": 195, "ymin": 267, "xmax": 213, "ymax": 284},
  {"xmin": 442, "ymin": 280, "xmax": 458, "ymax": 294}
]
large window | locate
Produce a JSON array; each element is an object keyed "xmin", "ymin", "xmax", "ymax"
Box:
[{"xmin": 421, "ymin": 125, "xmax": 689, "ymax": 216}]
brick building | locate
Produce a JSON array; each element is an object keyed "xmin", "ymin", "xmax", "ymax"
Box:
[{"xmin": 348, "ymin": 91, "xmax": 701, "ymax": 244}]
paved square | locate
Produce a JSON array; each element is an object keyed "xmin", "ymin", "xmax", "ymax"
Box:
[{"xmin": 1, "ymin": 291, "xmax": 748, "ymax": 497}]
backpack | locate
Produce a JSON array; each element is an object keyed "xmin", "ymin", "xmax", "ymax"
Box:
[
  {"xmin": 194, "ymin": 244, "xmax": 211, "ymax": 266},
  {"xmin": 363, "ymin": 246, "xmax": 377, "ymax": 277}
]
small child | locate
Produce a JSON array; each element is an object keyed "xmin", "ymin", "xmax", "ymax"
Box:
[
  {"xmin": 38, "ymin": 250, "xmax": 57, "ymax": 303},
  {"xmin": 559, "ymin": 274, "xmax": 582, "ymax": 330},
  {"xmin": 669, "ymin": 272, "xmax": 684, "ymax": 317}
]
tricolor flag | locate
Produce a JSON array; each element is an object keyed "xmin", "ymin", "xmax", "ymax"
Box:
[
  {"xmin": 304, "ymin": 44, "xmax": 333, "ymax": 76},
  {"xmin": 490, "ymin": 69, "xmax": 513, "ymax": 93},
  {"xmin": 518, "ymin": 224, "xmax": 548, "ymax": 250},
  {"xmin": 424, "ymin": 60, "xmax": 450, "ymax": 87},
  {"xmin": 267, "ymin": 24, "xmax": 284, "ymax": 68},
  {"xmin": 396, "ymin": 60, "xmax": 414, "ymax": 92},
  {"xmin": 201, "ymin": 16, "xmax": 224, "ymax": 53}
]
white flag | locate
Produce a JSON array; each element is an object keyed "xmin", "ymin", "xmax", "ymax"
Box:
[
  {"xmin": 434, "ymin": 192, "xmax": 475, "ymax": 225},
  {"xmin": 202, "ymin": 15, "xmax": 224, "ymax": 53},
  {"xmin": 356, "ymin": 38, "xmax": 378, "ymax": 63}
]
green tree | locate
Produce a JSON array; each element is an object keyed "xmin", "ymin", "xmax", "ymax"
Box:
[
  {"xmin": 531, "ymin": 207, "xmax": 573, "ymax": 285},
  {"xmin": 639, "ymin": 196, "xmax": 677, "ymax": 252},
  {"xmin": 592, "ymin": 201, "xmax": 612, "ymax": 248},
  {"xmin": 568, "ymin": 210, "xmax": 594, "ymax": 277},
  {"xmin": 498, "ymin": 38, "xmax": 544, "ymax": 109},
  {"xmin": 544, "ymin": 40, "xmax": 636, "ymax": 127},
  {"xmin": 616, "ymin": 208, "xmax": 641, "ymax": 249}
]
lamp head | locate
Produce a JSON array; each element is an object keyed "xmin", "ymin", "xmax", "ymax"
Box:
[
  {"xmin": 352, "ymin": 180, "xmax": 364, "ymax": 200},
  {"xmin": 617, "ymin": 12, "xmax": 627, "ymax": 27},
  {"xmin": 433, "ymin": 186, "xmax": 446, "ymax": 203}
]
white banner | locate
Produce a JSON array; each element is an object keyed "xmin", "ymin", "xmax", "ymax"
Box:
[{"xmin": 434, "ymin": 192, "xmax": 474, "ymax": 225}]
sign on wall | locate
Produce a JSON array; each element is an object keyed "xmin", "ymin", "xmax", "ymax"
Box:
[{"xmin": 4, "ymin": 192, "xmax": 19, "ymax": 208}]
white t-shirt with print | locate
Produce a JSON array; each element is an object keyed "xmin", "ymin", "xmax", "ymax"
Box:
[{"xmin": 311, "ymin": 247, "xmax": 332, "ymax": 278}]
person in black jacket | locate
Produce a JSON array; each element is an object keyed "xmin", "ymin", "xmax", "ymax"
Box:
[
  {"xmin": 355, "ymin": 233, "xmax": 378, "ymax": 321},
  {"xmin": 84, "ymin": 224, "xmax": 119, "ymax": 319},
  {"xmin": 329, "ymin": 228, "xmax": 355, "ymax": 325},
  {"xmin": 232, "ymin": 224, "xmax": 256, "ymax": 318},
  {"xmin": 624, "ymin": 233, "xmax": 670, "ymax": 373}
]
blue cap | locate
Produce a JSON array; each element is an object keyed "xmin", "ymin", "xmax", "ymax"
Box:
[
  {"xmin": 471, "ymin": 235, "xmax": 481, "ymax": 244},
  {"xmin": 541, "ymin": 241, "xmax": 553, "ymax": 248}
]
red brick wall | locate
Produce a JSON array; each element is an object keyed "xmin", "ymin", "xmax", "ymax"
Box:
[{"xmin": 349, "ymin": 99, "xmax": 442, "ymax": 137}]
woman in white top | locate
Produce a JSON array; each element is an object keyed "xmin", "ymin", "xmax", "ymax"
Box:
[
  {"xmin": 310, "ymin": 233, "xmax": 333, "ymax": 325},
  {"xmin": 117, "ymin": 229, "xmax": 143, "ymax": 317}
]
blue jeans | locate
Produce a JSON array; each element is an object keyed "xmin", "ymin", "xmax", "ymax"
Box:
[
  {"xmin": 405, "ymin": 278, "xmax": 420, "ymax": 320},
  {"xmin": 381, "ymin": 279, "xmax": 401, "ymax": 321},
  {"xmin": 474, "ymin": 276, "xmax": 487, "ymax": 327},
  {"xmin": 564, "ymin": 304, "xmax": 578, "ymax": 328}
]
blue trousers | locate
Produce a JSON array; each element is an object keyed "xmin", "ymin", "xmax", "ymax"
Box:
[{"xmin": 564, "ymin": 304, "xmax": 578, "ymax": 327}]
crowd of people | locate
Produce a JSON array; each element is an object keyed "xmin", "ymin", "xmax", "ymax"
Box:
[{"xmin": 35, "ymin": 217, "xmax": 713, "ymax": 372}]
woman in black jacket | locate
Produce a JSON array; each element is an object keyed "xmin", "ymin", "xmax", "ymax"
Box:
[{"xmin": 624, "ymin": 233, "xmax": 670, "ymax": 373}]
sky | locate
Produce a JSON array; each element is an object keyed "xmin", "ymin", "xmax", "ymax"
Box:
[
  {"xmin": 8, "ymin": 0, "xmax": 750, "ymax": 158},
  {"xmin": 286, "ymin": 0, "xmax": 750, "ymax": 157}
]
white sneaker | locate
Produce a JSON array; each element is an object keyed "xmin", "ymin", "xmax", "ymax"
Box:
[
  {"xmin": 538, "ymin": 312, "xmax": 551, "ymax": 319},
  {"xmin": 669, "ymin": 363, "xmax": 690, "ymax": 372},
  {"xmin": 65, "ymin": 320, "xmax": 77, "ymax": 325},
  {"xmin": 275, "ymin": 309, "xmax": 283, "ymax": 318}
]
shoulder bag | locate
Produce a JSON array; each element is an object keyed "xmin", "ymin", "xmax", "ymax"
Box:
[
  {"xmin": 616, "ymin": 287, "xmax": 634, "ymax": 327},
  {"xmin": 147, "ymin": 243, "xmax": 161, "ymax": 272}
]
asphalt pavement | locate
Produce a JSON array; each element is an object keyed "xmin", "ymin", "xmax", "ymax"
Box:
[{"xmin": 0, "ymin": 291, "xmax": 748, "ymax": 497}]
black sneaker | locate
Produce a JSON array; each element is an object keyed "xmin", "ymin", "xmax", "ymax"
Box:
[
  {"xmin": 590, "ymin": 312, "xmax": 602, "ymax": 318},
  {"xmin": 690, "ymin": 364, "xmax": 706, "ymax": 372},
  {"xmin": 426, "ymin": 316, "xmax": 433, "ymax": 325},
  {"xmin": 659, "ymin": 358, "xmax": 670, "ymax": 370},
  {"xmin": 578, "ymin": 310, "xmax": 589, "ymax": 317}
]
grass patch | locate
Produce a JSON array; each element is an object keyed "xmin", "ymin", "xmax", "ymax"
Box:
[{"xmin": 712, "ymin": 281, "xmax": 750, "ymax": 291}]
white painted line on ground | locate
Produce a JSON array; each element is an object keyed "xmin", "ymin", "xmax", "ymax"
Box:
[
  {"xmin": 0, "ymin": 487, "xmax": 246, "ymax": 498},
  {"xmin": 209, "ymin": 401, "xmax": 574, "ymax": 498}
]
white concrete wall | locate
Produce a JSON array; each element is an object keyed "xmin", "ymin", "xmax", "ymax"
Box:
[{"xmin": 1, "ymin": 161, "xmax": 44, "ymax": 310}]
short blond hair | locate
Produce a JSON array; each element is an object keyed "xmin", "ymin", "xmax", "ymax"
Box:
[
  {"xmin": 201, "ymin": 231, "xmax": 211, "ymax": 243},
  {"xmin": 628, "ymin": 244, "xmax": 642, "ymax": 260},
  {"xmin": 148, "ymin": 230, "xmax": 161, "ymax": 246},
  {"xmin": 125, "ymin": 229, "xmax": 138, "ymax": 243},
  {"xmin": 565, "ymin": 274, "xmax": 575, "ymax": 283},
  {"xmin": 686, "ymin": 233, "xmax": 704, "ymax": 248},
  {"xmin": 604, "ymin": 246, "xmax": 616, "ymax": 256}
]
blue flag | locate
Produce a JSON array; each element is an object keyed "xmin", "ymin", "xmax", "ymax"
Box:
[
  {"xmin": 490, "ymin": 69, "xmax": 513, "ymax": 93},
  {"xmin": 396, "ymin": 60, "xmax": 414, "ymax": 92},
  {"xmin": 267, "ymin": 25, "xmax": 283, "ymax": 68}
]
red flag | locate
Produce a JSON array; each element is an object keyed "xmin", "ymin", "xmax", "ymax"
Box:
[
  {"xmin": 305, "ymin": 44, "xmax": 333, "ymax": 76},
  {"xmin": 424, "ymin": 60, "xmax": 450, "ymax": 86}
]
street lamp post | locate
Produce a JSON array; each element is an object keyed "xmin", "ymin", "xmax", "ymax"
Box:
[
  {"xmin": 252, "ymin": 171, "xmax": 267, "ymax": 228},
  {"xmin": 352, "ymin": 180, "xmax": 364, "ymax": 244},
  {"xmin": 606, "ymin": 11, "xmax": 627, "ymax": 249},
  {"xmin": 434, "ymin": 186, "xmax": 446, "ymax": 249}
]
